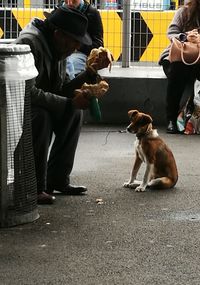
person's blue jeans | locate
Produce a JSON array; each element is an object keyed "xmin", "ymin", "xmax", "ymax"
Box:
[{"xmin": 66, "ymin": 52, "xmax": 87, "ymax": 80}]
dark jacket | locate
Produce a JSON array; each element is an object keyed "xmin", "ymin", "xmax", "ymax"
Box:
[
  {"xmin": 59, "ymin": 0, "xmax": 104, "ymax": 56},
  {"xmin": 14, "ymin": 18, "xmax": 97, "ymax": 114},
  {"xmin": 79, "ymin": 1, "xmax": 104, "ymax": 56}
]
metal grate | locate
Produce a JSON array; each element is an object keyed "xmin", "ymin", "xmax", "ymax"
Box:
[
  {"xmin": 0, "ymin": 46, "xmax": 39, "ymax": 227},
  {"xmin": 12, "ymin": 80, "xmax": 37, "ymax": 214}
]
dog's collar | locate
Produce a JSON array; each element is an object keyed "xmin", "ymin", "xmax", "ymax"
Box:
[
  {"xmin": 136, "ymin": 124, "xmax": 152, "ymax": 139},
  {"xmin": 136, "ymin": 132, "xmax": 147, "ymax": 139}
]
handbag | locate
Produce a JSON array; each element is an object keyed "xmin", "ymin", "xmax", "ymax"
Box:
[{"xmin": 169, "ymin": 30, "xmax": 200, "ymax": 65}]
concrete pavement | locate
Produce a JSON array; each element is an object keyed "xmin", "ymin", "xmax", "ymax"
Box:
[{"xmin": 1, "ymin": 124, "xmax": 200, "ymax": 285}]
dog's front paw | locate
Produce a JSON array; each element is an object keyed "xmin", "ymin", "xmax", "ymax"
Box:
[
  {"xmin": 135, "ymin": 185, "xmax": 146, "ymax": 192},
  {"xmin": 123, "ymin": 182, "xmax": 136, "ymax": 189},
  {"xmin": 123, "ymin": 182, "xmax": 131, "ymax": 188},
  {"xmin": 123, "ymin": 180, "xmax": 142, "ymax": 189}
]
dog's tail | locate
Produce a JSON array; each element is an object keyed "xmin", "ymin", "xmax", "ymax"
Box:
[{"xmin": 148, "ymin": 177, "xmax": 178, "ymax": 189}]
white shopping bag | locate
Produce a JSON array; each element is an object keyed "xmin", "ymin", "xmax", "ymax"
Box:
[{"xmin": 194, "ymin": 79, "xmax": 200, "ymax": 106}]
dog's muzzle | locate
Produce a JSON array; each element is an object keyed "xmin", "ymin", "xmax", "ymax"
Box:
[
  {"xmin": 126, "ymin": 124, "xmax": 134, "ymax": 133},
  {"xmin": 126, "ymin": 126, "xmax": 131, "ymax": 133}
]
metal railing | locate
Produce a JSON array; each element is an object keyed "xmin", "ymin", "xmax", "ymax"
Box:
[{"xmin": 0, "ymin": 0, "xmax": 179, "ymax": 66}]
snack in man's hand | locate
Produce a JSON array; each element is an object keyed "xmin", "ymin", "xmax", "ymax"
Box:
[
  {"xmin": 87, "ymin": 47, "xmax": 114, "ymax": 72},
  {"xmin": 74, "ymin": 80, "xmax": 109, "ymax": 121},
  {"xmin": 80, "ymin": 80, "xmax": 109, "ymax": 98}
]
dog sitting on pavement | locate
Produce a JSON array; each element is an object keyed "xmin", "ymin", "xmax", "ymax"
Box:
[{"xmin": 123, "ymin": 110, "xmax": 178, "ymax": 192}]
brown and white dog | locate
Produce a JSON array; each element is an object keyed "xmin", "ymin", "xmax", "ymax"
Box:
[{"xmin": 123, "ymin": 110, "xmax": 178, "ymax": 192}]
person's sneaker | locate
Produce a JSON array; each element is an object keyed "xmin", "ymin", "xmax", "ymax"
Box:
[
  {"xmin": 47, "ymin": 184, "xmax": 87, "ymax": 195},
  {"xmin": 37, "ymin": 192, "xmax": 56, "ymax": 205},
  {"xmin": 166, "ymin": 121, "xmax": 179, "ymax": 134}
]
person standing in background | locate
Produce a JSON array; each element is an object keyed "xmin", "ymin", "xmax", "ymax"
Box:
[{"xmin": 60, "ymin": 0, "xmax": 104, "ymax": 79}]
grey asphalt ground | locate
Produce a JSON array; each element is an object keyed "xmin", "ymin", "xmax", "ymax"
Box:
[{"xmin": 1, "ymin": 124, "xmax": 200, "ymax": 285}]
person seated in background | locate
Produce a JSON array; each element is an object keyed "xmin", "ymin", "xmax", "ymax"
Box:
[
  {"xmin": 14, "ymin": 6, "xmax": 110, "ymax": 204},
  {"xmin": 60, "ymin": 0, "xmax": 104, "ymax": 79},
  {"xmin": 159, "ymin": 0, "xmax": 200, "ymax": 134}
]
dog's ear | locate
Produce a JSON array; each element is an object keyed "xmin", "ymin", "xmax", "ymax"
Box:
[
  {"xmin": 139, "ymin": 114, "xmax": 152, "ymax": 125},
  {"xmin": 128, "ymin": 110, "xmax": 138, "ymax": 119}
]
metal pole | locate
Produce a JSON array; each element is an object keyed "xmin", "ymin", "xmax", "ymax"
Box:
[
  {"xmin": 0, "ymin": 82, "xmax": 8, "ymax": 227},
  {"xmin": 122, "ymin": 0, "xmax": 131, "ymax": 67}
]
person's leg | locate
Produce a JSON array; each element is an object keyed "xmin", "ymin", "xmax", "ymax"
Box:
[
  {"xmin": 47, "ymin": 108, "xmax": 86, "ymax": 194},
  {"xmin": 163, "ymin": 62, "xmax": 193, "ymax": 133},
  {"xmin": 72, "ymin": 52, "xmax": 87, "ymax": 76},
  {"xmin": 67, "ymin": 52, "xmax": 87, "ymax": 78},
  {"xmin": 31, "ymin": 107, "xmax": 55, "ymax": 203},
  {"xmin": 66, "ymin": 56, "xmax": 76, "ymax": 80}
]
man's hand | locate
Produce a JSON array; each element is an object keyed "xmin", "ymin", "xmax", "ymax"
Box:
[
  {"xmin": 73, "ymin": 80, "xmax": 109, "ymax": 109},
  {"xmin": 87, "ymin": 47, "xmax": 114, "ymax": 72},
  {"xmin": 72, "ymin": 89, "xmax": 90, "ymax": 109},
  {"xmin": 81, "ymin": 81, "xmax": 109, "ymax": 98}
]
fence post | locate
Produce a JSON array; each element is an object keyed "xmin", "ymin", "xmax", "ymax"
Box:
[
  {"xmin": 0, "ymin": 83, "xmax": 8, "ymax": 227},
  {"xmin": 122, "ymin": 0, "xmax": 131, "ymax": 67}
]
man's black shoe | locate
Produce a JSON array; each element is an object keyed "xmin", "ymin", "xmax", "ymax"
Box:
[
  {"xmin": 48, "ymin": 184, "xmax": 87, "ymax": 195},
  {"xmin": 37, "ymin": 191, "xmax": 56, "ymax": 205},
  {"xmin": 166, "ymin": 121, "xmax": 179, "ymax": 134}
]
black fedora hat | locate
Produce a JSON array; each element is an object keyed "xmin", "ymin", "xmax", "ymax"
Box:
[{"xmin": 46, "ymin": 6, "xmax": 92, "ymax": 46}]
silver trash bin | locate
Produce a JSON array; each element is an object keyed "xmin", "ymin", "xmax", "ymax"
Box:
[{"xmin": 0, "ymin": 44, "xmax": 39, "ymax": 227}]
